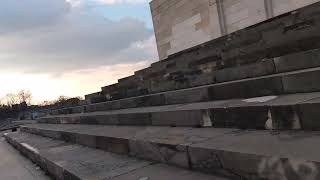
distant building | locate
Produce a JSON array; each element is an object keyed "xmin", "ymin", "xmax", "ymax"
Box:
[{"xmin": 150, "ymin": 0, "xmax": 320, "ymax": 60}]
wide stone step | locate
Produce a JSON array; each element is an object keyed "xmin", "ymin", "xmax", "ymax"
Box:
[
  {"xmin": 51, "ymin": 67, "xmax": 320, "ymax": 116},
  {"xmin": 130, "ymin": 49, "xmax": 320, "ymax": 98},
  {"xmin": 4, "ymin": 132, "xmax": 228, "ymax": 180},
  {"xmin": 42, "ymin": 92, "xmax": 320, "ymax": 130},
  {"xmin": 20, "ymin": 124, "xmax": 320, "ymax": 180}
]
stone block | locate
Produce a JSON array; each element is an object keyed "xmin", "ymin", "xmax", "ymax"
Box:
[
  {"xmin": 61, "ymin": 132, "xmax": 77, "ymax": 143},
  {"xmin": 212, "ymin": 107, "xmax": 269, "ymax": 129},
  {"xmin": 282, "ymin": 69, "xmax": 320, "ymax": 93},
  {"xmin": 79, "ymin": 116, "xmax": 100, "ymax": 125},
  {"xmin": 165, "ymin": 87, "xmax": 209, "ymax": 104},
  {"xmin": 274, "ymin": 49, "xmax": 320, "ymax": 73},
  {"xmin": 215, "ymin": 60, "xmax": 275, "ymax": 83},
  {"xmin": 39, "ymin": 129, "xmax": 62, "ymax": 139},
  {"xmin": 110, "ymin": 100, "xmax": 122, "ymax": 110},
  {"xmin": 89, "ymin": 115, "xmax": 119, "ymax": 125},
  {"xmin": 151, "ymin": 110, "xmax": 202, "ymax": 127},
  {"xmin": 187, "ymin": 147, "xmax": 240, "ymax": 178},
  {"xmin": 96, "ymin": 136, "xmax": 129, "ymax": 154},
  {"xmin": 85, "ymin": 92, "xmax": 107, "ymax": 104},
  {"xmin": 63, "ymin": 170, "xmax": 81, "ymax": 180},
  {"xmin": 298, "ymin": 101, "xmax": 320, "ymax": 130},
  {"xmin": 118, "ymin": 98, "xmax": 140, "ymax": 109},
  {"xmin": 129, "ymin": 140, "xmax": 189, "ymax": 168},
  {"xmin": 138, "ymin": 94, "xmax": 166, "ymax": 106},
  {"xmin": 45, "ymin": 156, "xmax": 64, "ymax": 180},
  {"xmin": 208, "ymin": 77, "xmax": 284, "ymax": 100},
  {"xmin": 118, "ymin": 113, "xmax": 152, "ymax": 126},
  {"xmin": 270, "ymin": 105, "xmax": 301, "ymax": 130},
  {"xmin": 113, "ymin": 163, "xmax": 223, "ymax": 180},
  {"xmin": 86, "ymin": 102, "xmax": 114, "ymax": 112},
  {"xmin": 60, "ymin": 116, "xmax": 81, "ymax": 124},
  {"xmin": 189, "ymin": 130, "xmax": 320, "ymax": 179},
  {"xmin": 186, "ymin": 71, "xmax": 217, "ymax": 87},
  {"xmin": 150, "ymin": 80, "xmax": 177, "ymax": 93},
  {"xmin": 39, "ymin": 117, "xmax": 59, "ymax": 124},
  {"xmin": 76, "ymin": 133, "xmax": 97, "ymax": 148},
  {"xmin": 119, "ymin": 94, "xmax": 166, "ymax": 109}
]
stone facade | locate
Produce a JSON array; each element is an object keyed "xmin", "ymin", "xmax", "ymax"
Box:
[{"xmin": 150, "ymin": 0, "xmax": 320, "ymax": 60}]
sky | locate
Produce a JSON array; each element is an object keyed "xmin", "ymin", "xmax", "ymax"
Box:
[{"xmin": 0, "ymin": 0, "xmax": 158, "ymax": 104}]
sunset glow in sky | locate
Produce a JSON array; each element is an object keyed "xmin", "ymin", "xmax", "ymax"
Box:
[{"xmin": 0, "ymin": 0, "xmax": 157, "ymax": 103}]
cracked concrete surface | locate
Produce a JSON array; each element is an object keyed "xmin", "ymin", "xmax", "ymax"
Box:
[{"xmin": 0, "ymin": 134, "xmax": 51, "ymax": 180}]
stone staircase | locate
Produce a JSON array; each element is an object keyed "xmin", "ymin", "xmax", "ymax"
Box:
[{"xmin": 5, "ymin": 3, "xmax": 320, "ymax": 180}]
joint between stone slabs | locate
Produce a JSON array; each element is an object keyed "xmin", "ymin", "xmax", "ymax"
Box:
[
  {"xmin": 108, "ymin": 162, "xmax": 155, "ymax": 180},
  {"xmin": 186, "ymin": 146, "xmax": 193, "ymax": 170},
  {"xmin": 213, "ymin": 152, "xmax": 244, "ymax": 179}
]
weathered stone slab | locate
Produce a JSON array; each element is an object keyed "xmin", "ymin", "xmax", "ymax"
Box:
[
  {"xmin": 84, "ymin": 91, "xmax": 107, "ymax": 104},
  {"xmin": 41, "ymin": 92, "xmax": 320, "ymax": 130},
  {"xmin": 215, "ymin": 60, "xmax": 275, "ymax": 83},
  {"xmin": 5, "ymin": 132, "xmax": 227, "ymax": 180},
  {"xmin": 151, "ymin": 110, "xmax": 202, "ymax": 127},
  {"xmin": 119, "ymin": 94, "xmax": 166, "ymax": 109},
  {"xmin": 129, "ymin": 140, "xmax": 189, "ymax": 168},
  {"xmin": 164, "ymin": 87, "xmax": 209, "ymax": 104},
  {"xmin": 186, "ymin": 71, "xmax": 217, "ymax": 87},
  {"xmin": 212, "ymin": 107, "xmax": 269, "ymax": 129},
  {"xmin": 282, "ymin": 68, "xmax": 320, "ymax": 93},
  {"xmin": 189, "ymin": 130, "xmax": 320, "ymax": 179},
  {"xmin": 208, "ymin": 76, "xmax": 284, "ymax": 100},
  {"xmin": 20, "ymin": 124, "xmax": 235, "ymax": 169},
  {"xmin": 60, "ymin": 65, "xmax": 320, "ymax": 117},
  {"xmin": 274, "ymin": 49, "xmax": 320, "ymax": 73},
  {"xmin": 298, "ymin": 98, "xmax": 320, "ymax": 130},
  {"xmin": 96, "ymin": 136, "xmax": 129, "ymax": 154},
  {"xmin": 16, "ymin": 125, "xmax": 320, "ymax": 179},
  {"xmin": 114, "ymin": 164, "xmax": 226, "ymax": 180},
  {"xmin": 118, "ymin": 113, "xmax": 152, "ymax": 126},
  {"xmin": 270, "ymin": 105, "xmax": 301, "ymax": 130},
  {"xmin": 5, "ymin": 132, "xmax": 151, "ymax": 180}
]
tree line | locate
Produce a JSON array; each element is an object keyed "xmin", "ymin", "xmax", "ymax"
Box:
[
  {"xmin": 0, "ymin": 89, "xmax": 83, "ymax": 120},
  {"xmin": 0, "ymin": 90, "xmax": 32, "ymax": 107}
]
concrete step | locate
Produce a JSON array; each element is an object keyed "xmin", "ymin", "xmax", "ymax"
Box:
[
  {"xmin": 89, "ymin": 49, "xmax": 320, "ymax": 104},
  {"xmin": 0, "ymin": 137, "xmax": 51, "ymax": 180},
  {"xmin": 20, "ymin": 124, "xmax": 320, "ymax": 180},
  {"xmin": 52, "ymin": 67, "xmax": 320, "ymax": 116},
  {"xmin": 43, "ymin": 92, "xmax": 320, "ymax": 130},
  {"xmin": 135, "ymin": 49, "xmax": 320, "ymax": 97},
  {"xmin": 5, "ymin": 131, "xmax": 229, "ymax": 180}
]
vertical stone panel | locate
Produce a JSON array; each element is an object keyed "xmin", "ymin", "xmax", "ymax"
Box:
[
  {"xmin": 151, "ymin": 0, "xmax": 221, "ymax": 60},
  {"xmin": 151, "ymin": 0, "xmax": 320, "ymax": 61},
  {"xmin": 272, "ymin": 0, "xmax": 319, "ymax": 16},
  {"xmin": 223, "ymin": 0, "xmax": 267, "ymax": 33}
]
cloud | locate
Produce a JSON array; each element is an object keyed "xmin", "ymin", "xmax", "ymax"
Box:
[
  {"xmin": 0, "ymin": 0, "xmax": 157, "ymax": 74},
  {"xmin": 0, "ymin": 0, "xmax": 158, "ymax": 101},
  {"xmin": 67, "ymin": 0, "xmax": 150, "ymax": 6},
  {"xmin": 0, "ymin": 60, "xmax": 151, "ymax": 103},
  {"xmin": 0, "ymin": 0, "xmax": 70, "ymax": 34},
  {"xmin": 97, "ymin": 0, "xmax": 150, "ymax": 4}
]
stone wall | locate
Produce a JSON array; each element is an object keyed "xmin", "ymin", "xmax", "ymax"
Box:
[{"xmin": 151, "ymin": 0, "xmax": 320, "ymax": 60}]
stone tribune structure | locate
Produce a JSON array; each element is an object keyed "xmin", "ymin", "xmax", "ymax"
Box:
[
  {"xmin": 151, "ymin": 0, "xmax": 320, "ymax": 60},
  {"xmin": 5, "ymin": 1, "xmax": 320, "ymax": 180}
]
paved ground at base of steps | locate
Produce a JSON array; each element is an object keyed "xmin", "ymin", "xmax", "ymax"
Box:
[{"xmin": 0, "ymin": 133, "xmax": 51, "ymax": 180}]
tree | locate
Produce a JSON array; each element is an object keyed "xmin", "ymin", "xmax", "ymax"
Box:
[
  {"xmin": 17, "ymin": 89, "xmax": 32, "ymax": 105},
  {"xmin": 4, "ymin": 93, "xmax": 19, "ymax": 107},
  {"xmin": 40, "ymin": 100, "xmax": 54, "ymax": 106}
]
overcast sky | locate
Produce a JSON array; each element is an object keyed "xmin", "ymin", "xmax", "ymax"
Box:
[{"xmin": 0, "ymin": 0, "xmax": 157, "ymax": 103}]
